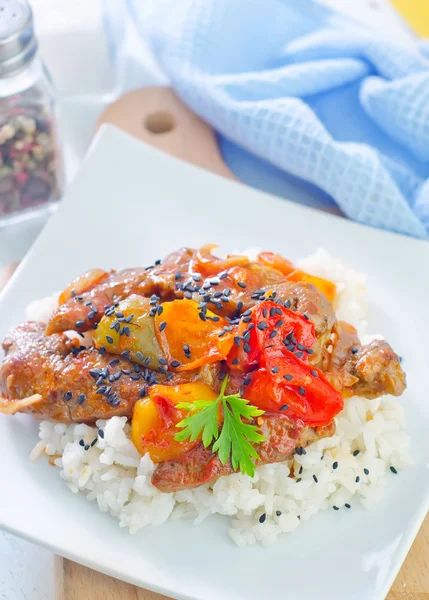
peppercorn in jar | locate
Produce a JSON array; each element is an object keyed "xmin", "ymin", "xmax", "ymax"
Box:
[{"xmin": 0, "ymin": 0, "xmax": 62, "ymax": 222}]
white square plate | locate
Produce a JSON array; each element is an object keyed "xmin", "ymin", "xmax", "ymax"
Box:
[{"xmin": 1, "ymin": 126, "xmax": 428, "ymax": 600}]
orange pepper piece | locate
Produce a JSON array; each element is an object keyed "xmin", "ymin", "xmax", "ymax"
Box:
[
  {"xmin": 131, "ymin": 382, "xmax": 220, "ymax": 462},
  {"xmin": 154, "ymin": 299, "xmax": 234, "ymax": 371}
]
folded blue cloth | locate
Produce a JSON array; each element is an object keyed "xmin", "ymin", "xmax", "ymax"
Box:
[{"xmin": 104, "ymin": 0, "xmax": 429, "ymax": 239}]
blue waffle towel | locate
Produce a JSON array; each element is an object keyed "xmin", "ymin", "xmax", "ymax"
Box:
[{"xmin": 104, "ymin": 0, "xmax": 429, "ymax": 239}]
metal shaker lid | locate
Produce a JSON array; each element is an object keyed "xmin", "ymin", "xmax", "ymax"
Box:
[{"xmin": 0, "ymin": 0, "xmax": 37, "ymax": 77}]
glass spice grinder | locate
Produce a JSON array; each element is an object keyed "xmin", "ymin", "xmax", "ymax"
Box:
[{"xmin": 0, "ymin": 0, "xmax": 62, "ymax": 226}]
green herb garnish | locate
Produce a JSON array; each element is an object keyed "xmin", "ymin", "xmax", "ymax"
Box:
[{"xmin": 174, "ymin": 375, "xmax": 265, "ymax": 477}]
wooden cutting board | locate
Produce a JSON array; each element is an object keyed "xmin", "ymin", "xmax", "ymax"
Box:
[{"xmin": 47, "ymin": 87, "xmax": 427, "ymax": 599}]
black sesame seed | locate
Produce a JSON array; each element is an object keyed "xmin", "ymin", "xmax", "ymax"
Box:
[
  {"xmin": 306, "ymin": 348, "xmax": 314, "ymax": 355},
  {"xmin": 285, "ymin": 299, "xmax": 291, "ymax": 308},
  {"xmin": 159, "ymin": 321, "xmax": 167, "ymax": 332},
  {"xmin": 134, "ymin": 364, "xmax": 141, "ymax": 373},
  {"xmin": 298, "ymin": 386, "xmax": 306, "ymax": 395},
  {"xmin": 232, "ymin": 358, "xmax": 239, "ymax": 365},
  {"xmin": 130, "ymin": 373, "xmax": 141, "ymax": 381},
  {"xmin": 313, "ymin": 474, "xmax": 318, "ymax": 483},
  {"xmin": 297, "ymin": 343, "xmax": 306, "ymax": 351},
  {"xmin": 275, "ymin": 319, "xmax": 284, "ymax": 328},
  {"xmin": 79, "ymin": 439, "xmax": 85, "ymax": 447},
  {"xmin": 311, "ymin": 369, "xmax": 318, "ymax": 377},
  {"xmin": 175, "ymin": 271, "xmax": 183, "ymax": 281},
  {"xmin": 234, "ymin": 336, "xmax": 241, "ymax": 347},
  {"xmin": 247, "ymin": 323, "xmax": 255, "ymax": 330},
  {"xmin": 159, "ymin": 357, "xmax": 168, "ymax": 366},
  {"xmin": 98, "ymin": 429, "xmax": 104, "ymax": 438},
  {"xmin": 333, "ymin": 506, "xmax": 339, "ymax": 511},
  {"xmin": 284, "ymin": 374, "xmax": 293, "ymax": 381},
  {"xmin": 171, "ymin": 360, "xmax": 181, "ymax": 368},
  {"xmin": 242, "ymin": 316, "xmax": 251, "ymax": 323},
  {"xmin": 299, "ymin": 466, "xmax": 303, "ymax": 475},
  {"xmin": 333, "ymin": 461, "xmax": 338, "ymax": 470},
  {"xmin": 272, "ymin": 366, "xmax": 279, "ymax": 374},
  {"xmin": 109, "ymin": 359, "xmax": 120, "ymax": 367},
  {"xmin": 77, "ymin": 393, "xmax": 86, "ymax": 404},
  {"xmin": 390, "ymin": 466, "xmax": 398, "ymax": 474},
  {"xmin": 122, "ymin": 369, "xmax": 131, "ymax": 375},
  {"xmin": 64, "ymin": 391, "xmax": 72, "ymax": 401},
  {"xmin": 276, "ymin": 510, "xmax": 282, "ymax": 517},
  {"xmin": 136, "ymin": 351, "xmax": 145, "ymax": 362},
  {"xmin": 198, "ymin": 312, "xmax": 207, "ymax": 321},
  {"xmin": 237, "ymin": 281, "xmax": 247, "ymax": 289},
  {"xmin": 111, "ymin": 399, "xmax": 121, "ymax": 407},
  {"xmin": 139, "ymin": 386, "xmax": 148, "ymax": 398},
  {"xmin": 295, "ymin": 351, "xmax": 304, "ymax": 359},
  {"xmin": 113, "ymin": 372, "xmax": 122, "ymax": 381},
  {"xmin": 353, "ymin": 450, "xmax": 360, "ymax": 456},
  {"xmin": 89, "ymin": 368, "xmax": 101, "ymax": 379},
  {"xmin": 91, "ymin": 438, "xmax": 97, "ymax": 447},
  {"xmin": 144, "ymin": 357, "xmax": 151, "ymax": 366},
  {"xmin": 75, "ymin": 320, "xmax": 85, "ymax": 328},
  {"xmin": 243, "ymin": 377, "xmax": 251, "ymax": 386},
  {"xmin": 88, "ymin": 311, "xmax": 96, "ymax": 320},
  {"xmin": 364, "ymin": 468, "xmax": 370, "ymax": 475},
  {"xmin": 159, "ymin": 367, "xmax": 168, "ymax": 375},
  {"xmin": 351, "ymin": 346, "xmax": 359, "ymax": 354},
  {"xmin": 211, "ymin": 316, "xmax": 220, "ymax": 322},
  {"xmin": 106, "ymin": 335, "xmax": 114, "ymax": 344},
  {"xmin": 259, "ymin": 513, "xmax": 266, "ymax": 524},
  {"xmin": 243, "ymin": 342, "xmax": 251, "ymax": 353},
  {"xmin": 218, "ymin": 270, "xmax": 228, "ymax": 280},
  {"xmin": 345, "ymin": 503, "xmax": 351, "ymax": 509},
  {"xmin": 280, "ymin": 404, "xmax": 288, "ymax": 411},
  {"xmin": 96, "ymin": 386, "xmax": 107, "ymax": 395},
  {"xmin": 296, "ymin": 478, "xmax": 302, "ymax": 483},
  {"xmin": 257, "ymin": 321, "xmax": 268, "ymax": 331},
  {"xmin": 269, "ymin": 330, "xmax": 278, "ymax": 339},
  {"xmin": 355, "ymin": 476, "xmax": 360, "ymax": 483},
  {"xmin": 121, "ymin": 349, "xmax": 130, "ymax": 358}
]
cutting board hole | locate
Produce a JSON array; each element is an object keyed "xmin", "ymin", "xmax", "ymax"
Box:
[{"xmin": 144, "ymin": 111, "xmax": 175, "ymax": 134}]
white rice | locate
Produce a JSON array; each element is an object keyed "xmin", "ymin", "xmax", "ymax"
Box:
[{"xmin": 29, "ymin": 251, "xmax": 411, "ymax": 546}]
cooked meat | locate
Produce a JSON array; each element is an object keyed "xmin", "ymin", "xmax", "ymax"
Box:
[
  {"xmin": 272, "ymin": 281, "xmax": 336, "ymax": 363},
  {"xmin": 46, "ymin": 268, "xmax": 148, "ymax": 335},
  {"xmin": 152, "ymin": 416, "xmax": 336, "ymax": 492},
  {"xmin": 349, "ymin": 340, "xmax": 406, "ymax": 398},
  {"xmin": 0, "ymin": 322, "xmax": 215, "ymax": 422},
  {"xmin": 46, "ymin": 248, "xmax": 194, "ymax": 335},
  {"xmin": 325, "ymin": 321, "xmax": 406, "ymax": 398}
]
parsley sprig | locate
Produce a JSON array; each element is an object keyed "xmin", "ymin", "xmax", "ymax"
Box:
[{"xmin": 174, "ymin": 376, "xmax": 266, "ymax": 477}]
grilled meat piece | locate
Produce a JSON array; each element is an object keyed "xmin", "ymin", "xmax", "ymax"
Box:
[
  {"xmin": 326, "ymin": 321, "xmax": 406, "ymax": 398},
  {"xmin": 152, "ymin": 416, "xmax": 335, "ymax": 492},
  {"xmin": 0, "ymin": 322, "xmax": 215, "ymax": 422},
  {"xmin": 46, "ymin": 248, "xmax": 194, "ymax": 335}
]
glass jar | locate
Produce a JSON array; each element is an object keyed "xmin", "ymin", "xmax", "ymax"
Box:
[{"xmin": 0, "ymin": 0, "xmax": 62, "ymax": 226}]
